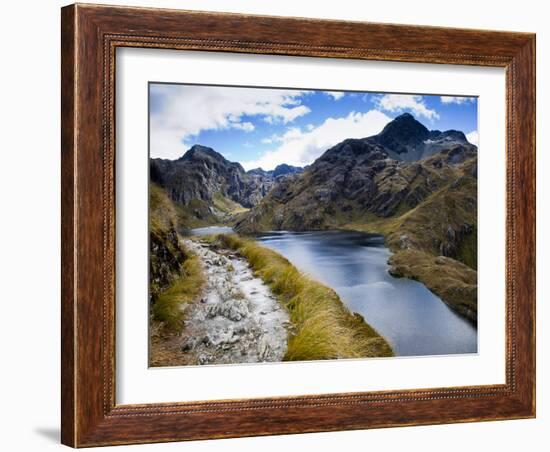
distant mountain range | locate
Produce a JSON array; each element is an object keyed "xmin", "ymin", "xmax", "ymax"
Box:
[
  {"xmin": 151, "ymin": 113, "xmax": 475, "ymax": 218},
  {"xmin": 248, "ymin": 164, "xmax": 305, "ymax": 179}
]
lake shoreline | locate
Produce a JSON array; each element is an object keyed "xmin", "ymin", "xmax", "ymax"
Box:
[
  {"xmin": 248, "ymin": 229, "xmax": 476, "ymax": 356},
  {"xmin": 186, "ymin": 226, "xmax": 477, "ymax": 356},
  {"xmin": 214, "ymin": 234, "xmax": 394, "ymax": 360},
  {"xmin": 339, "ymin": 223, "xmax": 478, "ymax": 325},
  {"xmin": 242, "ymin": 224, "xmax": 478, "ymax": 326}
]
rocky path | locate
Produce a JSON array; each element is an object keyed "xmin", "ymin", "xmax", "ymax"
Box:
[{"xmin": 178, "ymin": 239, "xmax": 290, "ymax": 365}]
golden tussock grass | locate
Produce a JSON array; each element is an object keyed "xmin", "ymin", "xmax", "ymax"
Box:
[
  {"xmin": 152, "ymin": 252, "xmax": 205, "ymax": 332},
  {"xmin": 217, "ymin": 234, "xmax": 393, "ymax": 361}
]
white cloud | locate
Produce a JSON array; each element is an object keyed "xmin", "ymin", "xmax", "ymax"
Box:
[
  {"xmin": 326, "ymin": 91, "xmax": 345, "ymax": 100},
  {"xmin": 261, "ymin": 105, "xmax": 310, "ymax": 124},
  {"xmin": 466, "ymin": 130, "xmax": 479, "ymax": 145},
  {"xmin": 231, "ymin": 122, "xmax": 255, "ymax": 132},
  {"xmin": 150, "ymin": 85, "xmax": 310, "ymax": 159},
  {"xmin": 441, "ymin": 96, "xmax": 475, "ymax": 105},
  {"xmin": 260, "ymin": 128, "xmax": 302, "ymax": 145},
  {"xmin": 374, "ymin": 94, "xmax": 439, "ymax": 120},
  {"xmin": 242, "ymin": 110, "xmax": 391, "ymax": 171}
]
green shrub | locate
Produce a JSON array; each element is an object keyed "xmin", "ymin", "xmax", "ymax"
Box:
[{"xmin": 152, "ymin": 253, "xmax": 205, "ymax": 332}]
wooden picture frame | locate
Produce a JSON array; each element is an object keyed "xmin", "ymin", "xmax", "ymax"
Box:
[{"xmin": 61, "ymin": 3, "xmax": 536, "ymax": 447}]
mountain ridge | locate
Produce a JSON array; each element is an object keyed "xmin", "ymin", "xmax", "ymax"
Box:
[
  {"xmin": 366, "ymin": 112, "xmax": 476, "ymax": 161},
  {"xmin": 233, "ymin": 113, "xmax": 478, "ymax": 322},
  {"xmin": 235, "ymin": 113, "xmax": 477, "ymax": 232},
  {"xmin": 150, "ymin": 114, "xmax": 476, "ymax": 230}
]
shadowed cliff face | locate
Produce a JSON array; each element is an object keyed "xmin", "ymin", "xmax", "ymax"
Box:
[
  {"xmin": 150, "ymin": 145, "xmax": 267, "ymax": 208},
  {"xmin": 149, "ymin": 184, "xmax": 189, "ymax": 302}
]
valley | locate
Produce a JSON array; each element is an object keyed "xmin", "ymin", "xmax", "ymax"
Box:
[{"xmin": 149, "ymin": 112, "xmax": 478, "ymax": 365}]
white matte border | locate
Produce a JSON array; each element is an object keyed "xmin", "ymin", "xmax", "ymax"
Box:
[{"xmin": 116, "ymin": 48, "xmax": 506, "ymax": 405}]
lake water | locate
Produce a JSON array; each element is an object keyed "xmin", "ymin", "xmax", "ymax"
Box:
[{"xmin": 255, "ymin": 230, "xmax": 477, "ymax": 357}]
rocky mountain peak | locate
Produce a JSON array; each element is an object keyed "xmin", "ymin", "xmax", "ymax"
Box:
[
  {"xmin": 368, "ymin": 113, "xmax": 476, "ymax": 161},
  {"xmin": 247, "ymin": 164, "xmax": 304, "ymax": 177},
  {"xmin": 374, "ymin": 113, "xmax": 430, "ymax": 155},
  {"xmin": 180, "ymin": 144, "xmax": 227, "ymax": 163},
  {"xmin": 247, "ymin": 167, "xmax": 268, "ymax": 176},
  {"xmin": 151, "ymin": 144, "xmax": 275, "ymax": 210},
  {"xmin": 179, "ymin": 144, "xmax": 246, "ymax": 174}
]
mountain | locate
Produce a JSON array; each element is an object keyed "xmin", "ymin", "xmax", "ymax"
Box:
[
  {"xmin": 236, "ymin": 134, "xmax": 477, "ymax": 231},
  {"xmin": 368, "ymin": 112, "xmax": 476, "ymax": 161},
  {"xmin": 150, "ymin": 145, "xmax": 306, "ymax": 227},
  {"xmin": 235, "ymin": 113, "xmax": 478, "ymax": 322},
  {"xmin": 150, "ymin": 145, "xmax": 275, "ymax": 226},
  {"xmin": 151, "ymin": 145, "xmax": 260, "ymax": 208},
  {"xmin": 272, "ymin": 164, "xmax": 304, "ymax": 178}
]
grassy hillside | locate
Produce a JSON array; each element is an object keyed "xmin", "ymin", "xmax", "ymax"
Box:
[
  {"xmin": 215, "ymin": 234, "xmax": 393, "ymax": 360},
  {"xmin": 351, "ymin": 175, "xmax": 477, "ymax": 260},
  {"xmin": 385, "ymin": 250, "xmax": 477, "ymax": 323},
  {"xmin": 347, "ymin": 171, "xmax": 478, "ymax": 322},
  {"xmin": 150, "ymin": 182, "xmax": 249, "ymax": 232}
]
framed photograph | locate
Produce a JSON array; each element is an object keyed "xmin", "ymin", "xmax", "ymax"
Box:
[{"xmin": 61, "ymin": 3, "xmax": 536, "ymax": 447}]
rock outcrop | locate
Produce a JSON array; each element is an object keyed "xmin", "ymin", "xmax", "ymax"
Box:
[{"xmin": 149, "ymin": 184, "xmax": 189, "ymax": 302}]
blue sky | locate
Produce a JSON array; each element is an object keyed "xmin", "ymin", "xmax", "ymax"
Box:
[{"xmin": 149, "ymin": 83, "xmax": 478, "ymax": 170}]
